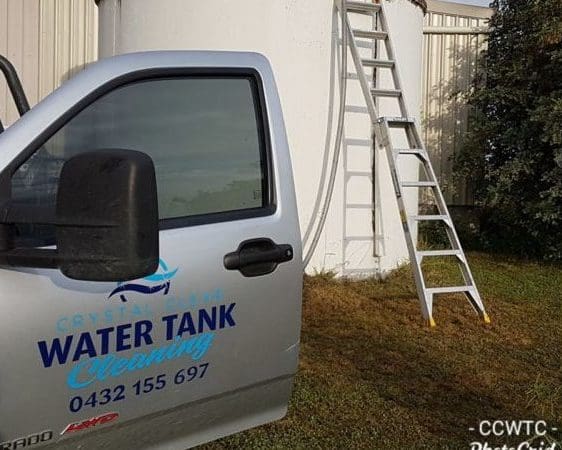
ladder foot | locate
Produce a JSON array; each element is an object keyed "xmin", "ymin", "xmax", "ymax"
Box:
[
  {"xmin": 427, "ymin": 317, "xmax": 437, "ymax": 328},
  {"xmin": 482, "ymin": 312, "xmax": 491, "ymax": 324}
]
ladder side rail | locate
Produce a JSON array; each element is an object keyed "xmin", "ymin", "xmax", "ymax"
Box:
[
  {"xmin": 371, "ymin": 6, "xmax": 383, "ymax": 257},
  {"xmin": 408, "ymin": 123, "xmax": 481, "ymax": 291},
  {"xmin": 339, "ymin": 1, "xmax": 382, "ymax": 265},
  {"xmin": 378, "ymin": 3, "xmax": 410, "ymax": 120},
  {"xmin": 380, "ymin": 121, "xmax": 431, "ymax": 319},
  {"xmin": 408, "ymin": 123, "xmax": 466, "ymax": 251},
  {"xmin": 339, "ymin": 7, "xmax": 380, "ymax": 122},
  {"xmin": 342, "ymin": 135, "xmax": 349, "ymax": 275}
]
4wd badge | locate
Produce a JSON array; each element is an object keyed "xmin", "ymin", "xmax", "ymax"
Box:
[{"xmin": 60, "ymin": 412, "xmax": 119, "ymax": 435}]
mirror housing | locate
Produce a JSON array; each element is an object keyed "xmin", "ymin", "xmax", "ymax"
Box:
[
  {"xmin": 56, "ymin": 149, "xmax": 159, "ymax": 281},
  {"xmin": 0, "ymin": 149, "xmax": 159, "ymax": 281}
]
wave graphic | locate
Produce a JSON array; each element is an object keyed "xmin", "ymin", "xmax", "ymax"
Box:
[{"xmin": 108, "ymin": 259, "xmax": 178, "ymax": 302}]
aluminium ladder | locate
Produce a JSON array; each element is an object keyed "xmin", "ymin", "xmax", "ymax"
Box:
[{"xmin": 339, "ymin": 0, "xmax": 490, "ymax": 326}]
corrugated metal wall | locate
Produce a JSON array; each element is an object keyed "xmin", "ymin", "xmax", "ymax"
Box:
[
  {"xmin": 0, "ymin": 0, "xmax": 97, "ymax": 127},
  {"xmin": 422, "ymin": 0, "xmax": 492, "ymax": 205}
]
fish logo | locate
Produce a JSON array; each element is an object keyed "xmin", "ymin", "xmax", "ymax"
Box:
[{"xmin": 108, "ymin": 259, "xmax": 178, "ymax": 303}]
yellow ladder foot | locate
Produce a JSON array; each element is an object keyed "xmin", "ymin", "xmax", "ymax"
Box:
[
  {"xmin": 482, "ymin": 313, "xmax": 491, "ymax": 324},
  {"xmin": 428, "ymin": 317, "xmax": 437, "ymax": 328}
]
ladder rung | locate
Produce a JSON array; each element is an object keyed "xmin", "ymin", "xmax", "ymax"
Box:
[
  {"xmin": 345, "ymin": 105, "xmax": 370, "ymax": 114},
  {"xmin": 339, "ymin": 38, "xmax": 374, "ymax": 50},
  {"xmin": 344, "ymin": 236, "xmax": 373, "ymax": 242},
  {"xmin": 345, "ymin": 138, "xmax": 372, "ymax": 147},
  {"xmin": 346, "ymin": 203, "xmax": 373, "ymax": 209},
  {"xmin": 401, "ymin": 181, "xmax": 437, "ymax": 187},
  {"xmin": 410, "ymin": 215, "xmax": 448, "ymax": 221},
  {"xmin": 396, "ymin": 149, "xmax": 426, "ymax": 156},
  {"xmin": 353, "ymin": 29, "xmax": 388, "ymax": 40},
  {"xmin": 345, "ymin": 1, "xmax": 381, "ymax": 14},
  {"xmin": 346, "ymin": 170, "xmax": 372, "ymax": 178},
  {"xmin": 343, "ymin": 268, "xmax": 379, "ymax": 276},
  {"xmin": 426, "ymin": 286, "xmax": 474, "ymax": 295},
  {"xmin": 417, "ymin": 250, "xmax": 462, "ymax": 257},
  {"xmin": 372, "ymin": 89, "xmax": 402, "ymax": 98},
  {"xmin": 382, "ymin": 116, "xmax": 415, "ymax": 125},
  {"xmin": 362, "ymin": 58, "xmax": 395, "ymax": 69}
]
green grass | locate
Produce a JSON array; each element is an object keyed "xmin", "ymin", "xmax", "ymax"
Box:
[{"xmin": 202, "ymin": 253, "xmax": 561, "ymax": 449}]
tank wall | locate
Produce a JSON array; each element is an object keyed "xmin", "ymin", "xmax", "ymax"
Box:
[{"xmin": 97, "ymin": 0, "xmax": 424, "ymax": 276}]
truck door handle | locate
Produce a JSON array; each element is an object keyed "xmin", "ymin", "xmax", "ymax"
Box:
[{"xmin": 224, "ymin": 238, "xmax": 293, "ymax": 277}]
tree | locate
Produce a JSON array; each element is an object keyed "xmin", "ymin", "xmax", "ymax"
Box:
[{"xmin": 456, "ymin": 0, "xmax": 562, "ymax": 260}]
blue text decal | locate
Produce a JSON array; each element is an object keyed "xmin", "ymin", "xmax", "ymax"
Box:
[{"xmin": 37, "ymin": 303, "xmax": 237, "ymax": 389}]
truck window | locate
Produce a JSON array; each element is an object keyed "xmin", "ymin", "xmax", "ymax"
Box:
[{"xmin": 11, "ymin": 75, "xmax": 271, "ymax": 245}]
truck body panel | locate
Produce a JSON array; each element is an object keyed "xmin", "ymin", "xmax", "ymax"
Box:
[{"xmin": 0, "ymin": 51, "xmax": 302, "ymax": 449}]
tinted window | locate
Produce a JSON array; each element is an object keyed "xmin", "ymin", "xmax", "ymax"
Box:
[{"xmin": 13, "ymin": 76, "xmax": 268, "ymax": 221}]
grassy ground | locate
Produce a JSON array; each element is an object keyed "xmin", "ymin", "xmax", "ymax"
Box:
[{"xmin": 203, "ymin": 253, "xmax": 561, "ymax": 449}]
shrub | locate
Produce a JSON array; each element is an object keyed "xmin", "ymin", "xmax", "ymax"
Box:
[{"xmin": 455, "ymin": 0, "xmax": 562, "ymax": 260}]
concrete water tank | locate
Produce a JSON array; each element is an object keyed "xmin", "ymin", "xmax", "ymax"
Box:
[{"xmin": 96, "ymin": 0, "xmax": 425, "ymax": 276}]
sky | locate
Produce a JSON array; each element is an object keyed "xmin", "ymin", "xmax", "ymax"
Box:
[{"xmin": 442, "ymin": 0, "xmax": 491, "ymax": 6}]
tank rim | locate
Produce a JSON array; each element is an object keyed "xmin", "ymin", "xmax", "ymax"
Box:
[{"xmin": 93, "ymin": 0, "xmax": 428, "ymax": 14}]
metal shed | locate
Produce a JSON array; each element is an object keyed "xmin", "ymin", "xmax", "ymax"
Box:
[{"xmin": 422, "ymin": 0, "xmax": 492, "ymax": 206}]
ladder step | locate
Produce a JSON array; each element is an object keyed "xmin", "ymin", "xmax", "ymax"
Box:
[
  {"xmin": 372, "ymin": 88, "xmax": 402, "ymax": 98},
  {"xmin": 343, "ymin": 268, "xmax": 379, "ymax": 276},
  {"xmin": 344, "ymin": 236, "xmax": 373, "ymax": 242},
  {"xmin": 362, "ymin": 58, "xmax": 395, "ymax": 69},
  {"xmin": 381, "ymin": 116, "xmax": 415, "ymax": 125},
  {"xmin": 353, "ymin": 29, "xmax": 388, "ymax": 40},
  {"xmin": 426, "ymin": 286, "xmax": 474, "ymax": 295},
  {"xmin": 395, "ymin": 149, "xmax": 429, "ymax": 161},
  {"xmin": 345, "ymin": 105, "xmax": 370, "ymax": 114},
  {"xmin": 346, "ymin": 203, "xmax": 373, "ymax": 209},
  {"xmin": 345, "ymin": 1, "xmax": 381, "ymax": 14},
  {"xmin": 346, "ymin": 170, "xmax": 372, "ymax": 178},
  {"xmin": 410, "ymin": 215, "xmax": 448, "ymax": 221},
  {"xmin": 396, "ymin": 149, "xmax": 426, "ymax": 156},
  {"xmin": 345, "ymin": 138, "xmax": 372, "ymax": 147},
  {"xmin": 401, "ymin": 181, "xmax": 437, "ymax": 187},
  {"xmin": 339, "ymin": 38, "xmax": 374, "ymax": 50},
  {"xmin": 417, "ymin": 250, "xmax": 462, "ymax": 257}
]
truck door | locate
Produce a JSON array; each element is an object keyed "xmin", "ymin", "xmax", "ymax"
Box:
[{"xmin": 0, "ymin": 52, "xmax": 302, "ymax": 449}]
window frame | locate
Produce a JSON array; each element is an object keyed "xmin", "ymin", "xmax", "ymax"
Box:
[{"xmin": 4, "ymin": 67, "xmax": 276, "ymax": 232}]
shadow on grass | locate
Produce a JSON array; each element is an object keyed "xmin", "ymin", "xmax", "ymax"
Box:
[{"xmin": 203, "ymin": 253, "xmax": 561, "ymax": 449}]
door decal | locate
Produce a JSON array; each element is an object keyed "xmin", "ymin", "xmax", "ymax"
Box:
[
  {"xmin": 108, "ymin": 259, "xmax": 178, "ymax": 302},
  {"xmin": 37, "ymin": 302, "xmax": 236, "ymax": 388},
  {"xmin": 33, "ymin": 257, "xmax": 238, "ymax": 416}
]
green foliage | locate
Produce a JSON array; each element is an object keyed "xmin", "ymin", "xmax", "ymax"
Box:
[{"xmin": 456, "ymin": 0, "xmax": 562, "ymax": 260}]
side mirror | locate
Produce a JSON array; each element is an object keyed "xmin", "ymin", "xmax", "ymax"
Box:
[
  {"xmin": 56, "ymin": 149, "xmax": 159, "ymax": 281},
  {"xmin": 0, "ymin": 149, "xmax": 159, "ymax": 281}
]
